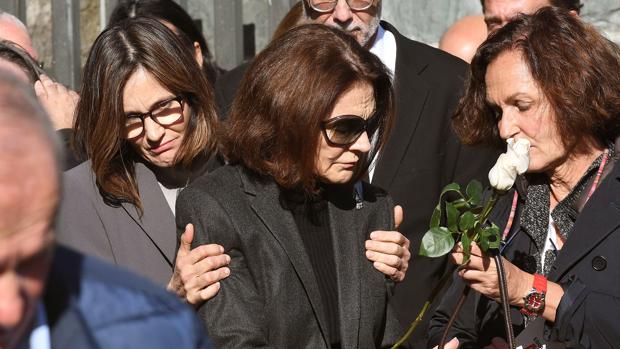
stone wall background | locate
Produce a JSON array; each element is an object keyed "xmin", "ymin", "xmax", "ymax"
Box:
[{"xmin": 20, "ymin": 0, "xmax": 620, "ymax": 75}]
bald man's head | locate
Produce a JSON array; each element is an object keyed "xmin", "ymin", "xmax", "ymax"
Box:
[
  {"xmin": 0, "ymin": 69, "xmax": 61, "ymax": 349},
  {"xmin": 0, "ymin": 12, "xmax": 37, "ymax": 60},
  {"xmin": 439, "ymin": 15, "xmax": 487, "ymax": 63}
]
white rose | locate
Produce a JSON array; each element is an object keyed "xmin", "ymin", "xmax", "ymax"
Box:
[
  {"xmin": 488, "ymin": 138, "xmax": 530, "ymax": 192},
  {"xmin": 506, "ymin": 138, "xmax": 530, "ymax": 174}
]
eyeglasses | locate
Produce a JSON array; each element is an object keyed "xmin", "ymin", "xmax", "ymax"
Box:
[
  {"xmin": 307, "ymin": 0, "xmax": 374, "ymax": 13},
  {"xmin": 124, "ymin": 95, "xmax": 185, "ymax": 139},
  {"xmin": 321, "ymin": 114, "xmax": 378, "ymax": 146}
]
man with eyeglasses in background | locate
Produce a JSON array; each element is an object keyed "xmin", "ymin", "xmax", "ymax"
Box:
[{"xmin": 215, "ymin": 1, "xmax": 496, "ymax": 348}]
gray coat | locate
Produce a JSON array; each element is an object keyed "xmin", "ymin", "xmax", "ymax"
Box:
[
  {"xmin": 56, "ymin": 161, "xmax": 176, "ymax": 286},
  {"xmin": 176, "ymin": 165, "xmax": 403, "ymax": 349}
]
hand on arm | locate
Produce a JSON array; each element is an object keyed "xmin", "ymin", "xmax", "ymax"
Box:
[
  {"xmin": 168, "ymin": 223, "xmax": 231, "ymax": 305},
  {"xmin": 34, "ymin": 74, "xmax": 79, "ymax": 130},
  {"xmin": 451, "ymin": 243, "xmax": 563, "ymax": 322},
  {"xmin": 365, "ymin": 205, "xmax": 411, "ymax": 282}
]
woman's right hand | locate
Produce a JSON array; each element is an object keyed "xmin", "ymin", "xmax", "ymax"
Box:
[{"xmin": 167, "ymin": 223, "xmax": 231, "ymax": 305}]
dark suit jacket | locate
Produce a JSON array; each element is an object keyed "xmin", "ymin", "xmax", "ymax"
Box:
[
  {"xmin": 56, "ymin": 161, "xmax": 176, "ymax": 286},
  {"xmin": 213, "ymin": 21, "xmax": 498, "ymax": 344},
  {"xmin": 429, "ymin": 160, "xmax": 620, "ymax": 348},
  {"xmin": 176, "ymin": 165, "xmax": 403, "ymax": 348},
  {"xmin": 44, "ymin": 246, "xmax": 211, "ymax": 349}
]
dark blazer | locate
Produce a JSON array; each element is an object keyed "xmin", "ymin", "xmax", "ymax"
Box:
[
  {"xmin": 56, "ymin": 161, "xmax": 176, "ymax": 286},
  {"xmin": 213, "ymin": 21, "xmax": 498, "ymax": 344},
  {"xmin": 176, "ymin": 165, "xmax": 403, "ymax": 348},
  {"xmin": 429, "ymin": 161, "xmax": 620, "ymax": 349},
  {"xmin": 44, "ymin": 246, "xmax": 211, "ymax": 349}
]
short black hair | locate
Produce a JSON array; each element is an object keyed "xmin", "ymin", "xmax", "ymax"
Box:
[
  {"xmin": 108, "ymin": 0, "xmax": 222, "ymax": 84},
  {"xmin": 480, "ymin": 0, "xmax": 582, "ymax": 14}
]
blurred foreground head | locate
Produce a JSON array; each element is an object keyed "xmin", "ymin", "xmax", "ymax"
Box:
[
  {"xmin": 0, "ymin": 70, "xmax": 62, "ymax": 349},
  {"xmin": 0, "ymin": 12, "xmax": 38, "ymax": 60}
]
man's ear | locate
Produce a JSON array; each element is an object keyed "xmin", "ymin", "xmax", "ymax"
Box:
[
  {"xmin": 193, "ymin": 42, "xmax": 204, "ymax": 68},
  {"xmin": 568, "ymin": 10, "xmax": 579, "ymax": 18}
]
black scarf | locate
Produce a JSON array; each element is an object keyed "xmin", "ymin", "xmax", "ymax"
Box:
[{"xmin": 519, "ymin": 149, "xmax": 612, "ymax": 276}]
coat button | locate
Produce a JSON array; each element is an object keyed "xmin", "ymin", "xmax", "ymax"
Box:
[{"xmin": 592, "ymin": 256, "xmax": 607, "ymax": 271}]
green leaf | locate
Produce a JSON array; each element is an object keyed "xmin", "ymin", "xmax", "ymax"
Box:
[
  {"xmin": 429, "ymin": 182, "xmax": 464, "ymax": 229},
  {"xmin": 459, "ymin": 211, "xmax": 475, "ymax": 231},
  {"xmin": 461, "ymin": 231, "xmax": 472, "ymax": 264},
  {"xmin": 452, "ymin": 198, "xmax": 471, "ymax": 210},
  {"xmin": 440, "ymin": 182, "xmax": 462, "ymax": 197},
  {"xmin": 479, "ymin": 224, "xmax": 501, "ymax": 252},
  {"xmin": 466, "ymin": 180, "xmax": 483, "ymax": 206},
  {"xmin": 471, "ymin": 205, "xmax": 484, "ymax": 214},
  {"xmin": 429, "ymin": 203, "xmax": 441, "ymax": 229},
  {"xmin": 446, "ymin": 202, "xmax": 459, "ymax": 233},
  {"xmin": 419, "ymin": 227, "xmax": 455, "ymax": 258}
]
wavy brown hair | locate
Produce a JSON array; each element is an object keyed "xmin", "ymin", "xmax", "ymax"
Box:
[
  {"xmin": 453, "ymin": 7, "xmax": 620, "ymax": 150},
  {"xmin": 73, "ymin": 17, "xmax": 217, "ymax": 212},
  {"xmin": 221, "ymin": 24, "xmax": 394, "ymax": 194}
]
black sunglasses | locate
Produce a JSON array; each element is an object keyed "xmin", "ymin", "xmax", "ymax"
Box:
[{"xmin": 320, "ymin": 114, "xmax": 378, "ymax": 146}]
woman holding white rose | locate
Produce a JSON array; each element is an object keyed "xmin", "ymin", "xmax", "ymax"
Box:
[{"xmin": 428, "ymin": 7, "xmax": 620, "ymax": 349}]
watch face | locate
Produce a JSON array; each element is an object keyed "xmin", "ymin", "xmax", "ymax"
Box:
[{"xmin": 525, "ymin": 293, "xmax": 545, "ymax": 311}]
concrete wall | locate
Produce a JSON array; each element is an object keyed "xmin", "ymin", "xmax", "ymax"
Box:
[
  {"xmin": 382, "ymin": 0, "xmax": 620, "ymax": 46},
  {"xmin": 14, "ymin": 0, "xmax": 620, "ymax": 77}
]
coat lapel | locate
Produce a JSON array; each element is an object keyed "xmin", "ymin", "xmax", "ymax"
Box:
[
  {"xmin": 121, "ymin": 163, "xmax": 176, "ymax": 268},
  {"xmin": 372, "ymin": 21, "xmax": 431, "ymax": 189},
  {"xmin": 549, "ymin": 166, "xmax": 620, "ymax": 281},
  {"xmin": 327, "ymin": 195, "xmax": 363, "ymax": 349},
  {"xmin": 241, "ymin": 171, "xmax": 331, "ymax": 347}
]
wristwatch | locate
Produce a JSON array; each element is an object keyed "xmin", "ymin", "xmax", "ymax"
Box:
[{"xmin": 521, "ymin": 274, "xmax": 547, "ymax": 316}]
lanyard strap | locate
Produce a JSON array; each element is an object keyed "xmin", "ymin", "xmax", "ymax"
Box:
[{"xmin": 501, "ymin": 149, "xmax": 610, "ymax": 245}]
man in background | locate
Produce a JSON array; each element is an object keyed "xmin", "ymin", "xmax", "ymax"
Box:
[
  {"xmin": 438, "ymin": 15, "xmax": 487, "ymax": 63},
  {"xmin": 0, "ymin": 12, "xmax": 38, "ymax": 59},
  {"xmin": 482, "ymin": 0, "xmax": 581, "ymax": 33}
]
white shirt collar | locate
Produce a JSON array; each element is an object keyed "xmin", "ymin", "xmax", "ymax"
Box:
[
  {"xmin": 367, "ymin": 25, "xmax": 397, "ymax": 182},
  {"xmin": 369, "ymin": 25, "xmax": 397, "ymax": 79},
  {"xmin": 19, "ymin": 301, "xmax": 51, "ymax": 349}
]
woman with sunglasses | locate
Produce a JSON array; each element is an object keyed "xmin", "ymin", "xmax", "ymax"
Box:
[
  {"xmin": 56, "ymin": 17, "xmax": 230, "ymax": 304},
  {"xmin": 177, "ymin": 24, "xmax": 404, "ymax": 348}
]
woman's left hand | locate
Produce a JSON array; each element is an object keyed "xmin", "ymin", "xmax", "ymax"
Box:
[
  {"xmin": 451, "ymin": 242, "xmax": 532, "ymax": 306},
  {"xmin": 365, "ymin": 205, "xmax": 411, "ymax": 282},
  {"xmin": 168, "ymin": 224, "xmax": 231, "ymax": 305}
]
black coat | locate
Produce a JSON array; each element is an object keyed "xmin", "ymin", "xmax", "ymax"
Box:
[
  {"xmin": 213, "ymin": 21, "xmax": 498, "ymax": 346},
  {"xmin": 176, "ymin": 165, "xmax": 403, "ymax": 348},
  {"xmin": 429, "ymin": 160, "xmax": 620, "ymax": 349}
]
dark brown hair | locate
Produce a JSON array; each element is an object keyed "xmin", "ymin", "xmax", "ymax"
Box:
[
  {"xmin": 73, "ymin": 17, "xmax": 217, "ymax": 211},
  {"xmin": 453, "ymin": 7, "xmax": 620, "ymax": 150},
  {"xmin": 222, "ymin": 24, "xmax": 394, "ymax": 194},
  {"xmin": 0, "ymin": 40, "xmax": 43, "ymax": 83}
]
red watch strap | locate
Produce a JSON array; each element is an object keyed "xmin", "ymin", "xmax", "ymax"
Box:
[{"xmin": 533, "ymin": 274, "xmax": 547, "ymax": 293}]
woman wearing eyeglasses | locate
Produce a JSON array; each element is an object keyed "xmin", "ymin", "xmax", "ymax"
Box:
[
  {"xmin": 56, "ymin": 18, "xmax": 230, "ymax": 304},
  {"xmin": 177, "ymin": 24, "xmax": 403, "ymax": 348}
]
